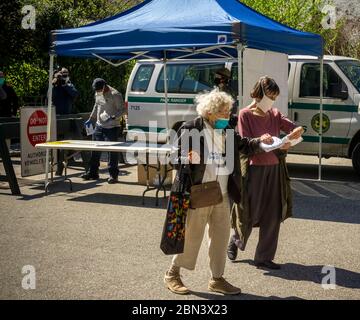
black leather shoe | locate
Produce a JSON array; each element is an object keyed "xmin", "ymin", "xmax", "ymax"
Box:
[
  {"xmin": 107, "ymin": 177, "xmax": 118, "ymax": 184},
  {"xmin": 81, "ymin": 173, "xmax": 99, "ymax": 180},
  {"xmin": 227, "ymin": 239, "xmax": 238, "ymax": 261},
  {"xmin": 255, "ymin": 261, "xmax": 281, "ymax": 270}
]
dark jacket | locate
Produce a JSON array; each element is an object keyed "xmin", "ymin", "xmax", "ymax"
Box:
[
  {"xmin": 52, "ymin": 83, "xmax": 79, "ymax": 115},
  {"xmin": 230, "ymin": 150, "xmax": 293, "ymax": 251},
  {"xmin": 170, "ymin": 116, "xmax": 262, "ymax": 203},
  {"xmin": 0, "ymin": 84, "xmax": 19, "ymax": 117}
]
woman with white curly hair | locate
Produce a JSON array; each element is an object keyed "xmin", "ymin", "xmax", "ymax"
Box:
[{"xmin": 164, "ymin": 88, "xmax": 273, "ymax": 296}]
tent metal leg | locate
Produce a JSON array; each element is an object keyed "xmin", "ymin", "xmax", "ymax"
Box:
[
  {"xmin": 237, "ymin": 44, "xmax": 244, "ymax": 109},
  {"xmin": 163, "ymin": 51, "xmax": 170, "ymax": 140},
  {"xmin": 45, "ymin": 54, "xmax": 55, "ymax": 189},
  {"xmin": 318, "ymin": 57, "xmax": 324, "ymax": 181}
]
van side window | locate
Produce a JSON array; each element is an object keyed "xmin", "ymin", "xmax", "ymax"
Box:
[
  {"xmin": 156, "ymin": 63, "xmax": 224, "ymax": 93},
  {"xmin": 131, "ymin": 64, "xmax": 155, "ymax": 92},
  {"xmin": 300, "ymin": 63, "xmax": 348, "ymax": 99}
]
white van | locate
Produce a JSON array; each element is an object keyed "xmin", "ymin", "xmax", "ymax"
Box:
[{"xmin": 125, "ymin": 56, "xmax": 360, "ymax": 174}]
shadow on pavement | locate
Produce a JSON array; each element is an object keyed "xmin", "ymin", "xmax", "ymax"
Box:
[
  {"xmin": 28, "ymin": 169, "xmax": 132, "ymax": 188},
  {"xmin": 236, "ymin": 260, "xmax": 360, "ymax": 289},
  {"xmin": 288, "ymin": 162, "xmax": 360, "ymax": 183},
  {"xmin": 16, "ymin": 179, "xmax": 109, "ymax": 201},
  {"xmin": 190, "ymin": 290, "xmax": 304, "ymax": 300},
  {"xmin": 291, "ymin": 181, "xmax": 360, "ymax": 224},
  {"xmin": 11, "ymin": 167, "xmax": 133, "ymax": 200},
  {"xmin": 67, "ymin": 192, "xmax": 168, "ymax": 209},
  {"xmin": 264, "ymin": 263, "xmax": 360, "ymax": 289}
]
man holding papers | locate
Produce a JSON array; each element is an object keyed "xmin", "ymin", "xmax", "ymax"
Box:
[
  {"xmin": 81, "ymin": 78, "xmax": 125, "ymax": 184},
  {"xmin": 228, "ymin": 76, "xmax": 304, "ymax": 270}
]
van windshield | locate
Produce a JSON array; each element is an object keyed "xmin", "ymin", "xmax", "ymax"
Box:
[
  {"xmin": 336, "ymin": 60, "xmax": 360, "ymax": 93},
  {"xmin": 156, "ymin": 63, "xmax": 225, "ymax": 93}
]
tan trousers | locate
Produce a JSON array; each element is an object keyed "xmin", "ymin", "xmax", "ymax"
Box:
[{"xmin": 172, "ymin": 194, "xmax": 230, "ymax": 278}]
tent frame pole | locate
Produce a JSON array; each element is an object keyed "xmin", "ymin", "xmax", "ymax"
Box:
[
  {"xmin": 45, "ymin": 53, "xmax": 55, "ymax": 188},
  {"xmin": 91, "ymin": 45, "xmax": 238, "ymax": 66},
  {"xmin": 237, "ymin": 43, "xmax": 244, "ymax": 110},
  {"xmin": 171, "ymin": 45, "xmax": 236, "ymax": 60},
  {"xmin": 318, "ymin": 57, "xmax": 324, "ymax": 181},
  {"xmin": 163, "ymin": 51, "xmax": 170, "ymax": 139},
  {"xmin": 92, "ymin": 52, "xmax": 150, "ymax": 67}
]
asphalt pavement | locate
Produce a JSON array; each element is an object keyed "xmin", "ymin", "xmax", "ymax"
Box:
[{"xmin": 0, "ymin": 155, "xmax": 359, "ymax": 300}]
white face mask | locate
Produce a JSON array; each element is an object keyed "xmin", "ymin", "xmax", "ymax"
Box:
[
  {"xmin": 257, "ymin": 79, "xmax": 275, "ymax": 113},
  {"xmin": 257, "ymin": 95, "xmax": 275, "ymax": 113}
]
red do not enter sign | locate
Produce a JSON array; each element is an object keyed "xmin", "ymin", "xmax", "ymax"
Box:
[{"xmin": 27, "ymin": 110, "xmax": 48, "ymax": 147}]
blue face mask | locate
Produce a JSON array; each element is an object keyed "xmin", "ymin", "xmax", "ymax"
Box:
[
  {"xmin": 214, "ymin": 118, "xmax": 229, "ymax": 129},
  {"xmin": 0, "ymin": 78, "xmax": 4, "ymax": 86}
]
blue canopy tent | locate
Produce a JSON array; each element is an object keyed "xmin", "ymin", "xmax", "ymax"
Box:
[
  {"xmin": 46, "ymin": 0, "xmax": 325, "ymax": 183},
  {"xmin": 52, "ymin": 0, "xmax": 323, "ymax": 58}
]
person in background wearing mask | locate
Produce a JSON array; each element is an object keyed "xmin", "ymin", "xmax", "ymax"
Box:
[
  {"xmin": 227, "ymin": 76, "xmax": 304, "ymax": 270},
  {"xmin": 51, "ymin": 68, "xmax": 79, "ymax": 176},
  {"xmin": 0, "ymin": 71, "xmax": 19, "ymax": 118},
  {"xmin": 81, "ymin": 78, "xmax": 125, "ymax": 184},
  {"xmin": 60, "ymin": 68, "xmax": 70, "ymax": 83},
  {"xmin": 164, "ymin": 88, "xmax": 273, "ymax": 295},
  {"xmin": 52, "ymin": 68, "xmax": 79, "ymax": 115}
]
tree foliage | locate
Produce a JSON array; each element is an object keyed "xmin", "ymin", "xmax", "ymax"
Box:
[
  {"xmin": 0, "ymin": 0, "xmax": 141, "ymax": 111},
  {"xmin": 0, "ymin": 0, "xmax": 358, "ymax": 112},
  {"xmin": 241, "ymin": 0, "xmax": 359, "ymax": 57}
]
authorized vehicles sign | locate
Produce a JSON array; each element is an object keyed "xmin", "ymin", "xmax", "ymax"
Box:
[{"xmin": 21, "ymin": 106, "xmax": 56, "ymax": 177}]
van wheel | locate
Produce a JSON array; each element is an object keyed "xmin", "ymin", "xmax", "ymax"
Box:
[{"xmin": 352, "ymin": 143, "xmax": 360, "ymax": 176}]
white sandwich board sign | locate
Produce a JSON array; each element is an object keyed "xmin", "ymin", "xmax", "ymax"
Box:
[{"xmin": 20, "ymin": 106, "xmax": 57, "ymax": 177}]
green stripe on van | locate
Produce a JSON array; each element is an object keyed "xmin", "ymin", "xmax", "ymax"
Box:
[
  {"xmin": 280, "ymin": 134, "xmax": 350, "ymax": 144},
  {"xmin": 130, "ymin": 98, "xmax": 357, "ymax": 112},
  {"xmin": 128, "ymin": 96, "xmax": 194, "ymax": 104},
  {"xmin": 302, "ymin": 135, "xmax": 350, "ymax": 144},
  {"xmin": 289, "ymin": 102, "xmax": 357, "ymax": 112},
  {"xmin": 128, "ymin": 126, "xmax": 167, "ymax": 133}
]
